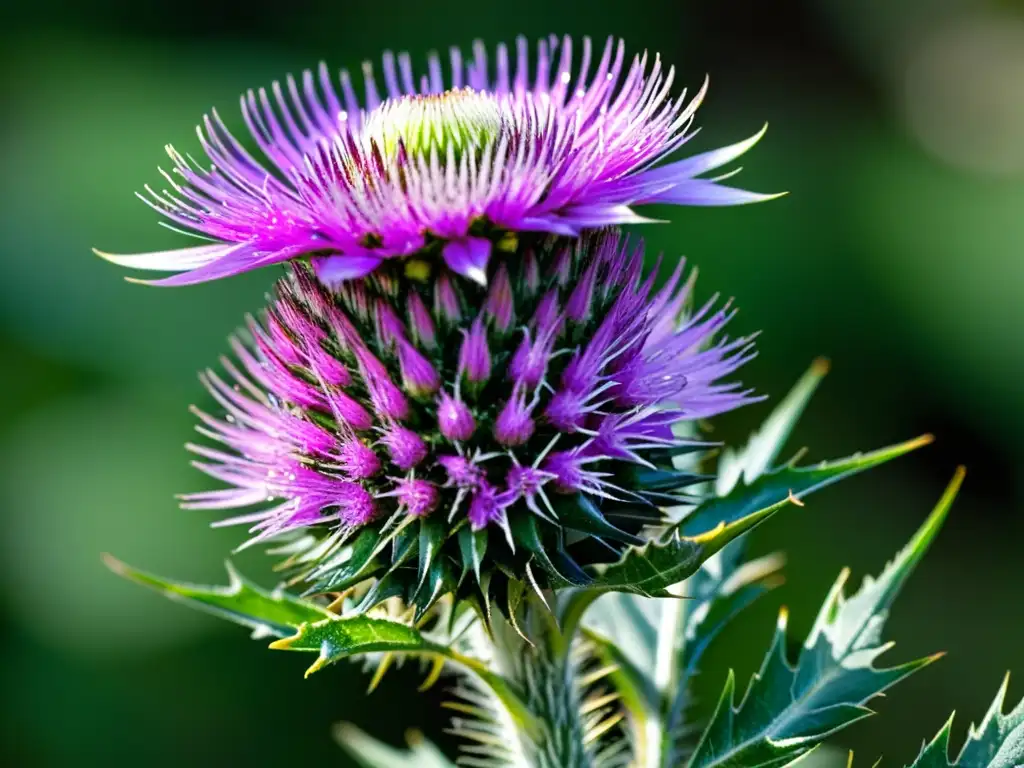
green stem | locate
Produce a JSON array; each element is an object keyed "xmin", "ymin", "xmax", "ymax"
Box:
[
  {"xmin": 652, "ymin": 597, "xmax": 688, "ymax": 768},
  {"xmin": 490, "ymin": 602, "xmax": 595, "ymax": 768}
]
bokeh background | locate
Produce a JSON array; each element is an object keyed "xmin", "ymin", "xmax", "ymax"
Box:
[{"xmin": 1, "ymin": 0, "xmax": 1022, "ymax": 765}]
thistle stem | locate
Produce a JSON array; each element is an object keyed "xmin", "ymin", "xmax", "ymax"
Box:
[{"xmin": 490, "ymin": 604, "xmax": 594, "ymax": 768}]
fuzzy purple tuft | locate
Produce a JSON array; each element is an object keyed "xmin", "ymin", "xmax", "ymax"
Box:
[{"xmin": 98, "ymin": 35, "xmax": 779, "ymax": 287}]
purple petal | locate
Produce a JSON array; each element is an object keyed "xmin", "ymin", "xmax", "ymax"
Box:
[
  {"xmin": 557, "ymin": 204, "xmax": 661, "ymax": 228},
  {"xmin": 645, "ymin": 123, "xmax": 770, "ymax": 183},
  {"xmin": 94, "ymin": 243, "xmax": 232, "ymax": 271},
  {"xmin": 442, "ymin": 237, "xmax": 492, "ymax": 285},
  {"xmin": 127, "ymin": 244, "xmax": 279, "ymax": 287},
  {"xmin": 312, "ymin": 254, "xmax": 384, "ymax": 285},
  {"xmin": 651, "ymin": 179, "xmax": 785, "ymax": 207}
]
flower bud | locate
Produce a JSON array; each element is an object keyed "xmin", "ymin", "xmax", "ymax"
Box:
[
  {"xmin": 437, "ymin": 391, "xmax": 476, "ymax": 442},
  {"xmin": 458, "ymin": 318, "xmax": 491, "ymax": 388},
  {"xmin": 382, "ymin": 425, "xmax": 428, "ymax": 471},
  {"xmin": 338, "ymin": 438, "xmax": 381, "ymax": 480},
  {"xmin": 397, "ymin": 341, "xmax": 440, "ymax": 397},
  {"xmin": 494, "ymin": 387, "xmax": 536, "ymax": 447},
  {"xmin": 407, "ymin": 292, "xmax": 437, "ymax": 350},
  {"xmin": 395, "ymin": 478, "xmax": 440, "ymax": 518}
]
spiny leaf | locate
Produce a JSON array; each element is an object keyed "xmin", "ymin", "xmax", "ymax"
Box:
[
  {"xmin": 269, "ymin": 615, "xmax": 431, "ymax": 677},
  {"xmin": 904, "ymin": 673, "xmax": 1024, "ymax": 767},
  {"xmin": 335, "ymin": 723, "xmax": 456, "ymax": 768},
  {"xmin": 687, "ymin": 468, "xmax": 964, "ymax": 768},
  {"xmin": 580, "ymin": 363, "xmax": 829, "ymax": 768},
  {"xmin": 588, "ymin": 493, "xmax": 791, "ymax": 596},
  {"xmin": 271, "ymin": 612, "xmax": 540, "ymax": 737},
  {"xmin": 103, "ymin": 555, "xmax": 331, "ymax": 639},
  {"xmin": 716, "ymin": 358, "xmax": 830, "ymax": 497},
  {"xmin": 681, "ymin": 553, "xmax": 786, "ymax": 678},
  {"xmin": 680, "ymin": 433, "xmax": 933, "ymax": 536},
  {"xmin": 583, "ymin": 551, "xmax": 785, "ymax": 768},
  {"xmin": 412, "ymin": 556, "xmax": 458, "ymax": 622},
  {"xmin": 415, "ymin": 517, "xmax": 447, "ymax": 594}
]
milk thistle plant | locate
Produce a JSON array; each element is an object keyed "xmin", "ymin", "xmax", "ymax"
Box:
[{"xmin": 99, "ymin": 35, "xmax": 1022, "ymax": 768}]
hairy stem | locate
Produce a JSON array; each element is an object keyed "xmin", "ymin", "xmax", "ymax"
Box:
[{"xmin": 490, "ymin": 604, "xmax": 594, "ymax": 768}]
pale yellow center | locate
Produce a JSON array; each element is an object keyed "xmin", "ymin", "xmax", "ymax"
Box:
[{"xmin": 361, "ymin": 87, "xmax": 503, "ymax": 160}]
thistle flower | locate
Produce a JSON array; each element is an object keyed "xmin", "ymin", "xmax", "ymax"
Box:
[
  {"xmin": 179, "ymin": 229, "xmax": 758, "ymax": 612},
  {"xmin": 96, "ymin": 35, "xmax": 778, "ymax": 287},
  {"xmin": 98, "ymin": 34, "xmax": 1015, "ymax": 768}
]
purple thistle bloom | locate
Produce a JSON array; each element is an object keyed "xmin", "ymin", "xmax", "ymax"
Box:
[
  {"xmin": 374, "ymin": 300, "xmax": 407, "ymax": 349},
  {"xmin": 353, "ymin": 345, "xmax": 410, "ymax": 421},
  {"xmin": 438, "ymin": 454, "xmax": 484, "ymax": 489},
  {"xmin": 543, "ymin": 449, "xmax": 613, "ymax": 497},
  {"xmin": 484, "ymin": 263, "xmax": 516, "ymax": 333},
  {"xmin": 173, "ymin": 230, "xmax": 757, "ymax": 576},
  {"xmin": 509, "ymin": 326, "xmax": 555, "ymax": 388},
  {"xmin": 97, "ymin": 35, "xmax": 779, "ymax": 287},
  {"xmin": 337, "ymin": 483, "xmax": 378, "ymax": 526},
  {"xmin": 433, "ymin": 273, "xmax": 464, "ymax": 324},
  {"xmin": 504, "ymin": 464, "xmax": 557, "ymax": 519}
]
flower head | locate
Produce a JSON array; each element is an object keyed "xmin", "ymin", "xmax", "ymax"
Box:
[
  {"xmin": 98, "ymin": 35, "xmax": 778, "ymax": 287},
  {"xmin": 178, "ymin": 229, "xmax": 758, "ymax": 609}
]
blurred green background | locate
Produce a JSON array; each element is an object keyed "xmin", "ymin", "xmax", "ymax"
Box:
[{"xmin": 1, "ymin": 0, "xmax": 1021, "ymax": 764}]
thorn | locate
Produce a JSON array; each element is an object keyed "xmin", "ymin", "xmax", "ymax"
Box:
[
  {"xmin": 787, "ymin": 489, "xmax": 805, "ymax": 507},
  {"xmin": 417, "ymin": 655, "xmax": 446, "ymax": 692}
]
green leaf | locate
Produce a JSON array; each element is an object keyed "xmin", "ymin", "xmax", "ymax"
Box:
[
  {"xmin": 335, "ymin": 724, "xmax": 455, "ymax": 768},
  {"xmin": 578, "ymin": 364, "xmax": 830, "ymax": 768},
  {"xmin": 582, "ymin": 550, "xmax": 785, "ymax": 768},
  {"xmin": 271, "ymin": 610, "xmax": 540, "ymax": 737},
  {"xmin": 588, "ymin": 493, "xmax": 790, "ymax": 596},
  {"xmin": 687, "ymin": 468, "xmax": 964, "ymax": 768},
  {"xmin": 716, "ymin": 358, "xmax": 830, "ymax": 497},
  {"xmin": 904, "ymin": 674, "xmax": 1024, "ymax": 767},
  {"xmin": 681, "ymin": 552, "xmax": 786, "ymax": 678},
  {"xmin": 680, "ymin": 433, "xmax": 933, "ymax": 536},
  {"xmin": 416, "ymin": 517, "xmax": 447, "ymax": 590},
  {"xmin": 268, "ymin": 614, "xmax": 432, "ymax": 676},
  {"xmin": 103, "ymin": 555, "xmax": 332, "ymax": 639},
  {"xmin": 627, "ymin": 465, "xmax": 711, "ymax": 492}
]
